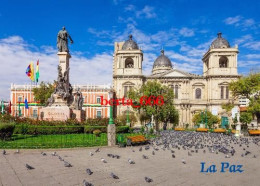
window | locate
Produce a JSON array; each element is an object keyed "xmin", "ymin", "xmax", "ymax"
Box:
[
  {"xmin": 219, "ymin": 56, "xmax": 228, "ymax": 68},
  {"xmin": 221, "ymin": 86, "xmax": 224, "ymax": 99},
  {"xmin": 195, "ymin": 88, "xmax": 201, "ymax": 99},
  {"xmin": 226, "ymin": 87, "xmax": 229, "ymax": 99},
  {"xmin": 220, "ymin": 86, "xmax": 229, "ymax": 99},
  {"xmin": 124, "ymin": 86, "xmax": 133, "ymax": 98},
  {"xmin": 96, "ymin": 111, "xmax": 102, "ymax": 118},
  {"xmin": 174, "ymin": 85, "xmax": 178, "ymax": 99},
  {"xmin": 125, "ymin": 58, "xmax": 134, "ymax": 68},
  {"xmin": 97, "ymin": 97, "xmax": 101, "ymax": 103},
  {"xmin": 33, "ymin": 109, "xmax": 37, "ymax": 118},
  {"xmin": 18, "ymin": 96, "xmax": 23, "ymax": 102}
]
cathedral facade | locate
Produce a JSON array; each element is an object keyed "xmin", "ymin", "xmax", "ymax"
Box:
[{"xmin": 113, "ymin": 33, "xmax": 240, "ymax": 128}]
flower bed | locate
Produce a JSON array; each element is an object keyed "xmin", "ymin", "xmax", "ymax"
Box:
[
  {"xmin": 213, "ymin": 128, "xmax": 226, "ymax": 133},
  {"xmin": 248, "ymin": 130, "xmax": 260, "ymax": 135},
  {"xmin": 174, "ymin": 128, "xmax": 185, "ymax": 131},
  {"xmin": 196, "ymin": 128, "xmax": 209, "ymax": 132}
]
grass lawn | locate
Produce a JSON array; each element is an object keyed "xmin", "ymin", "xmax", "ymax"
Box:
[{"xmin": 0, "ymin": 133, "xmax": 155, "ymax": 149}]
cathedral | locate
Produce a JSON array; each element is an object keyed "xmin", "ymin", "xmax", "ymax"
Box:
[{"xmin": 113, "ymin": 33, "xmax": 240, "ymax": 128}]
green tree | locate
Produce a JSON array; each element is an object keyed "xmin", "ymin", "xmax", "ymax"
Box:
[
  {"xmin": 229, "ymin": 73, "xmax": 260, "ymax": 124},
  {"xmin": 240, "ymin": 112, "xmax": 253, "ymax": 125},
  {"xmin": 192, "ymin": 111, "xmax": 220, "ymax": 129},
  {"xmin": 33, "ymin": 81, "xmax": 55, "ymax": 105},
  {"xmin": 128, "ymin": 80, "xmax": 178, "ymax": 130}
]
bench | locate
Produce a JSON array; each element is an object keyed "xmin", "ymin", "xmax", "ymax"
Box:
[{"xmin": 127, "ymin": 135, "xmax": 148, "ymax": 146}]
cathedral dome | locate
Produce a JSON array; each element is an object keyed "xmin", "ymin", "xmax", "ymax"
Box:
[
  {"xmin": 211, "ymin": 32, "xmax": 230, "ymax": 49},
  {"xmin": 152, "ymin": 50, "xmax": 173, "ymax": 75},
  {"xmin": 153, "ymin": 50, "xmax": 172, "ymax": 68},
  {"xmin": 122, "ymin": 35, "xmax": 139, "ymax": 50}
]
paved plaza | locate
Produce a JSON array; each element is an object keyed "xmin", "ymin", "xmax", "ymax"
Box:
[{"xmin": 0, "ymin": 132, "xmax": 260, "ymax": 186}]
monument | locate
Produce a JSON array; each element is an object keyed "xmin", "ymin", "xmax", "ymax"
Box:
[{"xmin": 40, "ymin": 27, "xmax": 85, "ymax": 122}]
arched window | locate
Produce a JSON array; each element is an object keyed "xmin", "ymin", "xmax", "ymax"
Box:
[
  {"xmin": 195, "ymin": 88, "xmax": 201, "ymax": 99},
  {"xmin": 219, "ymin": 56, "xmax": 228, "ymax": 68},
  {"xmin": 175, "ymin": 85, "xmax": 178, "ymax": 99},
  {"xmin": 125, "ymin": 58, "xmax": 134, "ymax": 68}
]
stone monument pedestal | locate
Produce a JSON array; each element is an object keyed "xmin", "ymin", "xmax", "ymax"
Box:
[
  {"xmin": 107, "ymin": 124, "xmax": 116, "ymax": 146},
  {"xmin": 71, "ymin": 109, "xmax": 85, "ymax": 122},
  {"xmin": 40, "ymin": 106, "xmax": 71, "ymax": 121}
]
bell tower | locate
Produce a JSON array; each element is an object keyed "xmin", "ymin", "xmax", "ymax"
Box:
[
  {"xmin": 113, "ymin": 35, "xmax": 144, "ymax": 99},
  {"xmin": 202, "ymin": 32, "xmax": 239, "ymax": 77}
]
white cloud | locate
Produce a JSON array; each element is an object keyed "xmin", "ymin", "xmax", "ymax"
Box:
[
  {"xmin": 0, "ymin": 36, "xmax": 113, "ymax": 100},
  {"xmin": 223, "ymin": 16, "xmax": 242, "ymax": 25},
  {"xmin": 245, "ymin": 54, "xmax": 260, "ymax": 59},
  {"xmin": 234, "ymin": 34, "xmax": 253, "ymax": 45},
  {"xmin": 124, "ymin": 4, "xmax": 135, "ymax": 11},
  {"xmin": 243, "ymin": 41, "xmax": 260, "ymax": 50},
  {"xmin": 136, "ymin": 6, "xmax": 156, "ymax": 19},
  {"xmin": 179, "ymin": 27, "xmax": 195, "ymax": 37}
]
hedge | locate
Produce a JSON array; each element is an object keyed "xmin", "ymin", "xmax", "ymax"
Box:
[
  {"xmin": 13, "ymin": 125, "xmax": 130, "ymax": 135},
  {"xmin": 14, "ymin": 125, "xmax": 84, "ymax": 135},
  {"xmin": 0, "ymin": 123, "xmax": 15, "ymax": 140},
  {"xmin": 84, "ymin": 126, "xmax": 130, "ymax": 133}
]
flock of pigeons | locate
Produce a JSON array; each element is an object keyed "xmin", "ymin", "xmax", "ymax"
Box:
[{"xmin": 2, "ymin": 131, "xmax": 259, "ymax": 185}]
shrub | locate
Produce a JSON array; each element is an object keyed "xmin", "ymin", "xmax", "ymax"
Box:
[
  {"xmin": 116, "ymin": 126, "xmax": 129, "ymax": 133},
  {"xmin": 14, "ymin": 125, "xmax": 84, "ymax": 135},
  {"xmin": 84, "ymin": 126, "xmax": 107, "ymax": 133},
  {"xmin": 84, "ymin": 118, "xmax": 109, "ymax": 126},
  {"xmin": 93, "ymin": 129, "xmax": 102, "ymax": 137},
  {"xmin": 0, "ymin": 123, "xmax": 15, "ymax": 140}
]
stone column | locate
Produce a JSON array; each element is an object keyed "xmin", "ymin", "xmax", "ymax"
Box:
[
  {"xmin": 107, "ymin": 124, "xmax": 116, "ymax": 146},
  {"xmin": 57, "ymin": 52, "xmax": 71, "ymax": 84}
]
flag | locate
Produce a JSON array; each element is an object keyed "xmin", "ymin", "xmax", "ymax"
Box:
[
  {"xmin": 1, "ymin": 100, "xmax": 4, "ymax": 114},
  {"xmin": 9, "ymin": 101, "xmax": 11, "ymax": 114},
  {"xmin": 36, "ymin": 60, "xmax": 39, "ymax": 83},
  {"xmin": 30, "ymin": 62, "xmax": 35, "ymax": 82},
  {"xmin": 26, "ymin": 64, "xmax": 31, "ymax": 78},
  {"xmin": 25, "ymin": 98, "xmax": 29, "ymax": 109}
]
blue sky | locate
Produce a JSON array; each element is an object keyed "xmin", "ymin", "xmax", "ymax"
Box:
[{"xmin": 0, "ymin": 0, "xmax": 260, "ymax": 99}]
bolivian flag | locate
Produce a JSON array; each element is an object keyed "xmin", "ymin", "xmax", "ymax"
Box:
[{"xmin": 36, "ymin": 60, "xmax": 39, "ymax": 83}]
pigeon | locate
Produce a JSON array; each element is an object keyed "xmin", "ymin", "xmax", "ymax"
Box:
[
  {"xmin": 52, "ymin": 152, "xmax": 57, "ymax": 156},
  {"xmin": 181, "ymin": 159, "xmax": 186, "ymax": 164},
  {"xmin": 83, "ymin": 179, "xmax": 93, "ymax": 186},
  {"xmin": 41, "ymin": 152, "xmax": 47, "ymax": 156},
  {"xmin": 188, "ymin": 152, "xmax": 192, "ymax": 156},
  {"xmin": 58, "ymin": 156, "xmax": 64, "ymax": 161},
  {"xmin": 203, "ymin": 150, "xmax": 206, "ymax": 153},
  {"xmin": 139, "ymin": 147, "xmax": 142, "ymax": 152},
  {"xmin": 2, "ymin": 150, "xmax": 6, "ymax": 155},
  {"xmin": 225, "ymin": 155, "xmax": 230, "ymax": 158},
  {"xmin": 86, "ymin": 168, "xmax": 93, "ymax": 175},
  {"xmin": 253, "ymin": 155, "xmax": 257, "ymax": 158},
  {"xmin": 172, "ymin": 154, "xmax": 175, "ymax": 158},
  {"xmin": 152, "ymin": 151, "xmax": 155, "ymax": 155},
  {"xmin": 115, "ymin": 155, "xmax": 120, "ymax": 159},
  {"xmin": 111, "ymin": 172, "xmax": 119, "ymax": 179},
  {"xmin": 143, "ymin": 155, "xmax": 148, "ymax": 159},
  {"xmin": 14, "ymin": 149, "xmax": 20, "ymax": 154},
  {"xmin": 132, "ymin": 149, "xmax": 135, "ymax": 152},
  {"xmin": 107, "ymin": 153, "xmax": 112, "ymax": 157},
  {"xmin": 145, "ymin": 176, "xmax": 153, "ymax": 183},
  {"xmin": 64, "ymin": 161, "xmax": 72, "ymax": 167},
  {"xmin": 95, "ymin": 148, "xmax": 100, "ymax": 153},
  {"xmin": 89, "ymin": 152, "xmax": 94, "ymax": 156},
  {"xmin": 26, "ymin": 164, "xmax": 35, "ymax": 170},
  {"xmin": 128, "ymin": 158, "xmax": 135, "ymax": 164},
  {"xmin": 101, "ymin": 158, "xmax": 107, "ymax": 163}
]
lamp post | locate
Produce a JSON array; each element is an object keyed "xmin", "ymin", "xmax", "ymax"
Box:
[
  {"xmin": 126, "ymin": 106, "xmax": 130, "ymax": 126},
  {"xmin": 107, "ymin": 90, "xmax": 116, "ymax": 146},
  {"xmin": 108, "ymin": 91, "xmax": 114, "ymax": 124}
]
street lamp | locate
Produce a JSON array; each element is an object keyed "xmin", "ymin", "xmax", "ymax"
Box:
[
  {"xmin": 126, "ymin": 106, "xmax": 130, "ymax": 126},
  {"xmin": 108, "ymin": 90, "xmax": 114, "ymax": 124}
]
